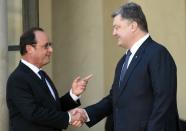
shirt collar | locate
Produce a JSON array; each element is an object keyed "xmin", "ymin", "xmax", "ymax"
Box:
[
  {"xmin": 128, "ymin": 33, "xmax": 150, "ymax": 55},
  {"xmin": 21, "ymin": 59, "xmax": 41, "ymax": 75}
]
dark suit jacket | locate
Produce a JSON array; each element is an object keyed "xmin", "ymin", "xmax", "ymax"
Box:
[
  {"xmin": 86, "ymin": 37, "xmax": 179, "ymax": 131},
  {"xmin": 105, "ymin": 115, "xmax": 114, "ymax": 131},
  {"xmin": 6, "ymin": 62, "xmax": 80, "ymax": 131}
]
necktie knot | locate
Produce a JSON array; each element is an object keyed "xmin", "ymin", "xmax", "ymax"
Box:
[
  {"xmin": 126, "ymin": 50, "xmax": 132, "ymax": 57},
  {"xmin": 38, "ymin": 70, "xmax": 46, "ymax": 81}
]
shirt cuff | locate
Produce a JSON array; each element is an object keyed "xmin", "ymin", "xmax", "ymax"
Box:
[
  {"xmin": 70, "ymin": 89, "xmax": 81, "ymax": 101},
  {"xmin": 68, "ymin": 112, "xmax": 71, "ymax": 123},
  {"xmin": 83, "ymin": 109, "xmax": 90, "ymax": 122}
]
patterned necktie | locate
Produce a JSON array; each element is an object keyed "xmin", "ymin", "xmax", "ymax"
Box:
[{"xmin": 119, "ymin": 50, "xmax": 132, "ymax": 88}]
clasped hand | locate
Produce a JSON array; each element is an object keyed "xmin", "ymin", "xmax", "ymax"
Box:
[
  {"xmin": 69, "ymin": 75, "xmax": 92, "ymax": 127},
  {"xmin": 69, "ymin": 108, "xmax": 88, "ymax": 127}
]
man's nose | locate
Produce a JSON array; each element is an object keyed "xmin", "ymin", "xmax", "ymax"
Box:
[
  {"xmin": 112, "ymin": 29, "xmax": 116, "ymax": 36},
  {"xmin": 48, "ymin": 46, "xmax": 53, "ymax": 53}
]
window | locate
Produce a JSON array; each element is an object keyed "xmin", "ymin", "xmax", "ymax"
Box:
[{"xmin": 7, "ymin": 0, "xmax": 39, "ymax": 73}]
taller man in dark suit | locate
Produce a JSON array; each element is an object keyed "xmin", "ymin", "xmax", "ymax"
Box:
[
  {"xmin": 71, "ymin": 2, "xmax": 180, "ymax": 131},
  {"xmin": 6, "ymin": 27, "xmax": 91, "ymax": 131}
]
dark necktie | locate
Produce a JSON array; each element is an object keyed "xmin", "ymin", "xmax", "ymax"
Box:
[
  {"xmin": 38, "ymin": 70, "xmax": 56, "ymax": 99},
  {"xmin": 119, "ymin": 50, "xmax": 132, "ymax": 87},
  {"xmin": 38, "ymin": 70, "xmax": 48, "ymax": 86}
]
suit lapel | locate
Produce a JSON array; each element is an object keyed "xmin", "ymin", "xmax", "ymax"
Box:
[
  {"xmin": 116, "ymin": 37, "xmax": 152, "ymax": 99},
  {"xmin": 119, "ymin": 52, "xmax": 142, "ymax": 90},
  {"xmin": 18, "ymin": 62, "xmax": 59, "ymax": 104}
]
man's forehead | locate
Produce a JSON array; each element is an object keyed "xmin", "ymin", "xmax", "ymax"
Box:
[
  {"xmin": 34, "ymin": 31, "xmax": 47, "ymax": 38},
  {"xmin": 113, "ymin": 15, "xmax": 123, "ymax": 25},
  {"xmin": 113, "ymin": 16, "xmax": 131, "ymax": 26},
  {"xmin": 34, "ymin": 30, "xmax": 45, "ymax": 36},
  {"xmin": 35, "ymin": 31, "xmax": 48, "ymax": 40}
]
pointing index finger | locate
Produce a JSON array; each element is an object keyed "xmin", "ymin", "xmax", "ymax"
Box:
[{"xmin": 82, "ymin": 74, "xmax": 93, "ymax": 82}]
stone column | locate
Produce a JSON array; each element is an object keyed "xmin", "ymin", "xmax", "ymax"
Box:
[
  {"xmin": 52, "ymin": 0, "xmax": 105, "ymax": 131},
  {"xmin": 0, "ymin": 0, "xmax": 9, "ymax": 130}
]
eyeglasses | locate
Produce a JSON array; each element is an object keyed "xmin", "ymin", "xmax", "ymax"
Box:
[
  {"xmin": 32, "ymin": 42, "xmax": 52, "ymax": 49},
  {"xmin": 43, "ymin": 42, "xmax": 52, "ymax": 49}
]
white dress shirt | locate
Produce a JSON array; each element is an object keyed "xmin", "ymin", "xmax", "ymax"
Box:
[{"xmin": 127, "ymin": 33, "xmax": 150, "ymax": 68}]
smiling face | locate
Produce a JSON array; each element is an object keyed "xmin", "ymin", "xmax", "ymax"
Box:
[
  {"xmin": 112, "ymin": 14, "xmax": 134, "ymax": 49},
  {"xmin": 28, "ymin": 31, "xmax": 53, "ymax": 68}
]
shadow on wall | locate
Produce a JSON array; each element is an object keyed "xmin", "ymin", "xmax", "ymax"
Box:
[{"xmin": 105, "ymin": 116, "xmax": 186, "ymax": 131}]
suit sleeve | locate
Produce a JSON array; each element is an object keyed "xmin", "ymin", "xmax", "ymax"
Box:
[
  {"xmin": 44, "ymin": 73, "xmax": 81, "ymax": 111},
  {"xmin": 84, "ymin": 58, "xmax": 122, "ymax": 127},
  {"xmin": 85, "ymin": 93, "xmax": 113, "ymax": 127},
  {"xmin": 147, "ymin": 47, "xmax": 177, "ymax": 131},
  {"xmin": 6, "ymin": 75, "xmax": 69, "ymax": 129},
  {"xmin": 60, "ymin": 92, "xmax": 80, "ymax": 112}
]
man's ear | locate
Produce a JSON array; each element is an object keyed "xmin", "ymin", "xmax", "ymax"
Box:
[
  {"xmin": 131, "ymin": 21, "xmax": 138, "ymax": 32},
  {"xmin": 26, "ymin": 45, "xmax": 34, "ymax": 54}
]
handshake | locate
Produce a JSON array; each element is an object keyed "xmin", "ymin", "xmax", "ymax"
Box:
[{"xmin": 68, "ymin": 108, "xmax": 89, "ymax": 127}]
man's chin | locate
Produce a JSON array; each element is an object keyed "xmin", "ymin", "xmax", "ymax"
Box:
[
  {"xmin": 43, "ymin": 59, "xmax": 50, "ymax": 66},
  {"xmin": 46, "ymin": 60, "xmax": 50, "ymax": 64},
  {"xmin": 117, "ymin": 43, "xmax": 123, "ymax": 47}
]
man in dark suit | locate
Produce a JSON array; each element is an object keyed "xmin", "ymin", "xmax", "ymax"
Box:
[
  {"xmin": 71, "ymin": 2, "xmax": 180, "ymax": 131},
  {"xmin": 105, "ymin": 115, "xmax": 114, "ymax": 131},
  {"xmin": 6, "ymin": 27, "xmax": 91, "ymax": 131}
]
